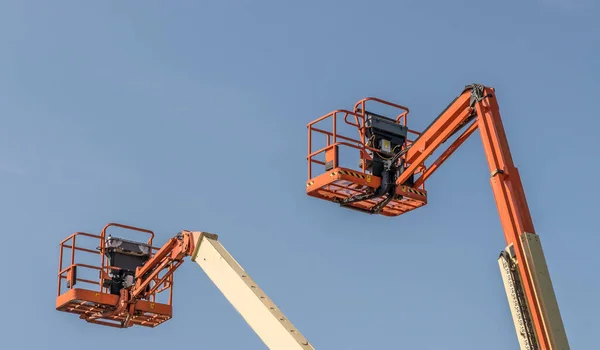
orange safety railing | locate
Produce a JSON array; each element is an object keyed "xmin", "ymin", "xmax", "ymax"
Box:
[
  {"xmin": 353, "ymin": 97, "xmax": 411, "ymax": 126},
  {"xmin": 99, "ymin": 223, "xmax": 155, "ymax": 298},
  {"xmin": 307, "ymin": 98, "xmax": 425, "ymax": 188},
  {"xmin": 99, "ymin": 222, "xmax": 154, "ymax": 280},
  {"xmin": 57, "ymin": 228, "xmax": 174, "ymax": 306},
  {"xmin": 57, "ymin": 231, "xmax": 103, "ymax": 297},
  {"xmin": 352, "ymin": 97, "xmax": 422, "ymax": 149}
]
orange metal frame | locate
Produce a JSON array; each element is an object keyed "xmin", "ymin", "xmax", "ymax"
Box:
[
  {"xmin": 306, "ymin": 97, "xmax": 427, "ymax": 216},
  {"xmin": 306, "ymin": 84, "xmax": 554, "ymax": 347},
  {"xmin": 56, "ymin": 223, "xmax": 177, "ymax": 328}
]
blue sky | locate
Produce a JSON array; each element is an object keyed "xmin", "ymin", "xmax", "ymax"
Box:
[{"xmin": 1, "ymin": 0, "xmax": 598, "ymax": 349}]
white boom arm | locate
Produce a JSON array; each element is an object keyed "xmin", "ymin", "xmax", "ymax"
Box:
[{"xmin": 189, "ymin": 232, "xmax": 315, "ymax": 350}]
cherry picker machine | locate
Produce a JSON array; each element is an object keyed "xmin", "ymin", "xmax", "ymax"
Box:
[
  {"xmin": 55, "ymin": 83, "xmax": 568, "ymax": 350},
  {"xmin": 56, "ymin": 223, "xmax": 314, "ymax": 349},
  {"xmin": 305, "ymin": 83, "xmax": 569, "ymax": 349}
]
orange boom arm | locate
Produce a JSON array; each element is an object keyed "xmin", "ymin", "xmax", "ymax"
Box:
[{"xmin": 305, "ymin": 84, "xmax": 569, "ymax": 349}]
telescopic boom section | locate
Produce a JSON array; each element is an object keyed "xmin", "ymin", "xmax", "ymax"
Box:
[{"xmin": 188, "ymin": 231, "xmax": 314, "ymax": 350}]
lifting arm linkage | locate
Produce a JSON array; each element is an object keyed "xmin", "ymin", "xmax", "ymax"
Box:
[
  {"xmin": 130, "ymin": 232, "xmax": 194, "ymax": 300},
  {"xmin": 395, "ymin": 84, "xmax": 568, "ymax": 349}
]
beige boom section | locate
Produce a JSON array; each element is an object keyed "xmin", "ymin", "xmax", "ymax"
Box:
[
  {"xmin": 498, "ymin": 232, "xmax": 570, "ymax": 350},
  {"xmin": 190, "ymin": 232, "xmax": 315, "ymax": 350}
]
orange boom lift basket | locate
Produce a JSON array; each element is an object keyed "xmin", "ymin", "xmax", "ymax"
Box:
[
  {"xmin": 56, "ymin": 223, "xmax": 174, "ymax": 328},
  {"xmin": 306, "ymin": 97, "xmax": 427, "ymax": 216}
]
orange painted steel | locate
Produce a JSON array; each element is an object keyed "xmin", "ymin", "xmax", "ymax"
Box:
[
  {"xmin": 56, "ymin": 224, "xmax": 196, "ymax": 328},
  {"xmin": 305, "ymin": 84, "xmax": 555, "ymax": 347}
]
